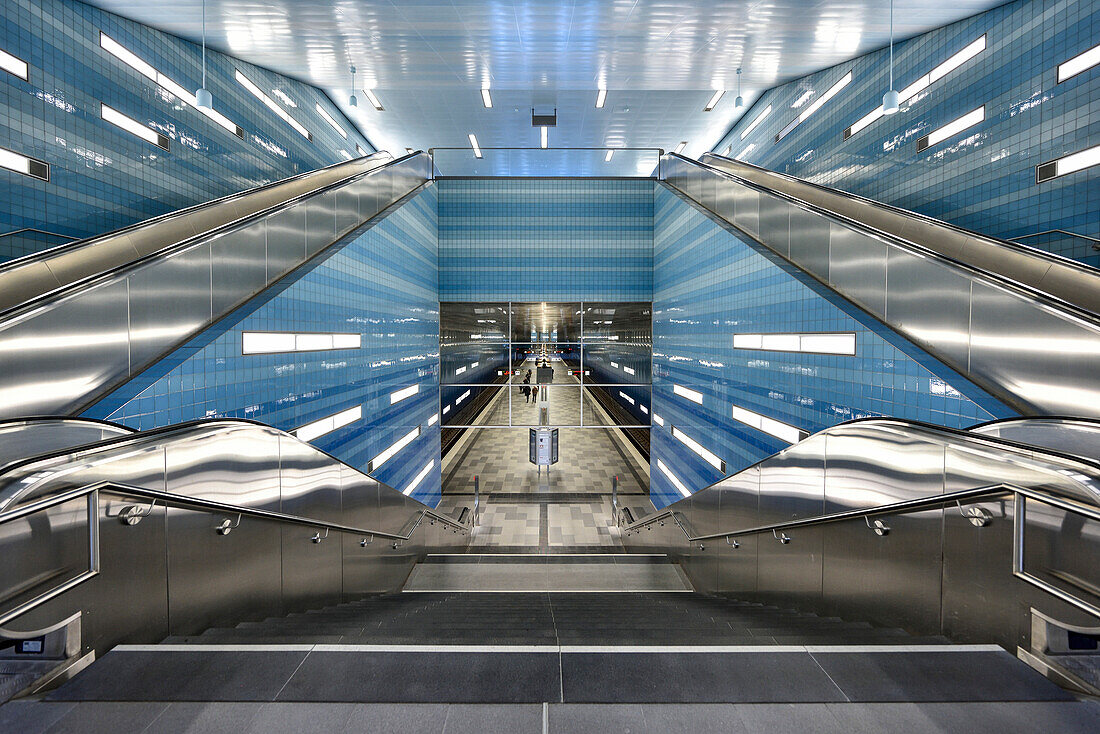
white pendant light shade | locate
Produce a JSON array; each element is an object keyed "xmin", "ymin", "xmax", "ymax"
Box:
[
  {"xmin": 349, "ymin": 94, "xmax": 358, "ymax": 107},
  {"xmin": 882, "ymin": 88, "xmax": 899, "ymax": 114},
  {"xmin": 196, "ymin": 87, "xmax": 213, "ymax": 109},
  {"xmin": 735, "ymin": 67, "xmax": 744, "ymax": 108},
  {"xmin": 195, "ymin": 0, "xmax": 211, "ymax": 109}
]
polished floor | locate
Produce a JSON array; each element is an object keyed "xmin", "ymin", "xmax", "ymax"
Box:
[{"xmin": 440, "ymin": 360, "xmax": 651, "ymax": 553}]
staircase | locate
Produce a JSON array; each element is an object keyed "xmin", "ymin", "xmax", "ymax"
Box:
[{"xmin": 2, "ymin": 555, "xmax": 1098, "ymax": 733}]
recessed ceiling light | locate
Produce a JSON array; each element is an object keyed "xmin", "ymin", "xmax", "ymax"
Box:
[
  {"xmin": 363, "ymin": 89, "xmax": 384, "ymax": 111},
  {"xmin": 703, "ymin": 90, "xmax": 724, "ymax": 111},
  {"xmin": 605, "ymin": 149, "xmax": 614, "ymax": 162},
  {"xmin": 595, "ymin": 88, "xmax": 607, "ymax": 108},
  {"xmin": 1058, "ymin": 41, "xmax": 1100, "ymax": 83},
  {"xmin": 468, "ymin": 133, "xmax": 482, "ymax": 158},
  {"xmin": 740, "ymin": 104, "xmax": 771, "ymax": 140},
  {"xmin": 674, "ymin": 141, "xmax": 687, "ymax": 154},
  {"xmin": 0, "ymin": 47, "xmax": 28, "ymax": 80},
  {"xmin": 316, "ymin": 103, "xmax": 348, "ymax": 138},
  {"xmin": 481, "ymin": 88, "xmax": 492, "ymax": 108},
  {"xmin": 541, "ymin": 126, "xmax": 548, "ymax": 148}
]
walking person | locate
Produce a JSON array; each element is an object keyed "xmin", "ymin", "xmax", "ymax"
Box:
[{"xmin": 521, "ymin": 374, "xmax": 532, "ymax": 403}]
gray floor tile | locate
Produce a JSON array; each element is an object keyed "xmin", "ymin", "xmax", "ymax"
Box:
[
  {"xmin": 734, "ymin": 703, "xmax": 849, "ymax": 733},
  {"xmin": 40, "ymin": 702, "xmax": 170, "ymax": 734},
  {"xmin": 549, "ymin": 703, "xmax": 648, "ymax": 734},
  {"xmin": 344, "ymin": 703, "xmax": 449, "ymax": 733},
  {"xmin": 636, "ymin": 703, "xmax": 751, "ymax": 734},
  {"xmin": 441, "ymin": 703, "xmax": 544, "ymax": 734},
  {"xmin": 142, "ymin": 702, "xmax": 265, "ymax": 733},
  {"xmin": 827, "ymin": 701, "xmax": 1100, "ymax": 734},
  {"xmin": 0, "ymin": 700, "xmax": 75, "ymax": 734}
]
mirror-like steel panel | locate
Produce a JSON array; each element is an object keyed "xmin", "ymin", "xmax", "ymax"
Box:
[
  {"xmin": 828, "ymin": 225, "xmax": 886, "ymax": 316},
  {"xmin": 883, "ymin": 248, "xmax": 972, "ymax": 371},
  {"xmin": 127, "ymin": 244, "xmax": 213, "ymax": 371},
  {"xmin": 265, "ymin": 206, "xmax": 308, "ymax": 282}
]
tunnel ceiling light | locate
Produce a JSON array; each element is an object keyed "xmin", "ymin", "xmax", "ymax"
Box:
[
  {"xmin": 673, "ymin": 384, "xmax": 703, "ymax": 404},
  {"xmin": 101, "ymin": 104, "xmax": 170, "ymax": 151},
  {"xmin": 674, "ymin": 141, "xmax": 688, "ymax": 154},
  {"xmin": 316, "ymin": 103, "xmax": 348, "ymax": 138},
  {"xmin": 390, "ymin": 384, "xmax": 420, "ymax": 405},
  {"xmin": 605, "ymin": 149, "xmax": 614, "ymax": 162},
  {"xmin": 619, "ymin": 391, "xmax": 636, "ymax": 405},
  {"xmin": 356, "ymin": 144, "xmax": 366, "ymax": 156},
  {"xmin": 363, "ymin": 89, "xmax": 384, "ymax": 111},
  {"xmin": 740, "ymin": 104, "xmax": 771, "ymax": 140},
  {"xmin": 294, "ymin": 405, "xmax": 362, "ymax": 443},
  {"xmin": 672, "ymin": 426, "xmax": 725, "ymax": 472},
  {"xmin": 1058, "ymin": 42, "xmax": 1100, "ymax": 83},
  {"xmin": 196, "ymin": 0, "xmax": 211, "ymax": 108},
  {"xmin": 1037, "ymin": 143, "xmax": 1100, "ymax": 183},
  {"xmin": 0, "ymin": 47, "xmax": 28, "ymax": 80},
  {"xmin": 845, "ymin": 35, "xmax": 985, "ymax": 140},
  {"xmin": 99, "ymin": 32, "xmax": 242, "ymax": 138},
  {"xmin": 236, "ymin": 70, "xmax": 312, "ymax": 140},
  {"xmin": 403, "ymin": 460, "xmax": 435, "ymax": 496},
  {"xmin": 469, "ymin": 133, "xmax": 482, "ymax": 158},
  {"xmin": 917, "ymin": 105, "xmax": 984, "ymax": 152},
  {"xmin": 731, "ymin": 404, "xmax": 805, "ymax": 445},
  {"xmin": 541, "ymin": 126, "xmax": 548, "ymax": 148},
  {"xmin": 0, "ymin": 145, "xmax": 49, "ymax": 181},
  {"xmin": 882, "ymin": 0, "xmax": 899, "ymax": 114},
  {"xmin": 657, "ymin": 459, "xmax": 692, "ymax": 498},
  {"xmin": 703, "ymin": 89, "xmax": 724, "ymax": 112},
  {"xmin": 595, "ymin": 88, "xmax": 607, "ymax": 108},
  {"xmin": 456, "ymin": 389, "xmax": 471, "ymax": 405},
  {"xmin": 481, "ymin": 88, "xmax": 492, "ymax": 108},
  {"xmin": 369, "ymin": 426, "xmax": 421, "ymax": 473},
  {"xmin": 733, "ymin": 332, "xmax": 856, "ymax": 355}
]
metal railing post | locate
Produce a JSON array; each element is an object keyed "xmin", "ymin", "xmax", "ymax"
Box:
[
  {"xmin": 612, "ymin": 475, "xmax": 619, "ymax": 526},
  {"xmin": 473, "ymin": 475, "xmax": 480, "ymax": 527}
]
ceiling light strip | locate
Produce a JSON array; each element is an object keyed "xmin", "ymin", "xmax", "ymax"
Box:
[
  {"xmin": 369, "ymin": 426, "xmax": 421, "ymax": 473},
  {"xmin": 0, "ymin": 47, "xmax": 28, "ymax": 80},
  {"xmin": 733, "ymin": 332, "xmax": 856, "ymax": 355},
  {"xmin": 99, "ymin": 32, "xmax": 243, "ymax": 138},
  {"xmin": 1058, "ymin": 42, "xmax": 1100, "ymax": 83},
  {"xmin": 845, "ymin": 35, "xmax": 986, "ymax": 140},
  {"xmin": 481, "ymin": 88, "xmax": 492, "ymax": 108},
  {"xmin": 595, "ymin": 89, "xmax": 607, "ymax": 108},
  {"xmin": 704, "ymin": 90, "xmax": 725, "ymax": 112},
  {"xmin": 242, "ymin": 331, "xmax": 360, "ymax": 354},
  {"xmin": 469, "ymin": 133, "xmax": 482, "ymax": 158},
  {"xmin": 363, "ymin": 89, "xmax": 384, "ymax": 111},
  {"xmin": 731, "ymin": 404, "xmax": 805, "ymax": 445},
  {"xmin": 740, "ymin": 105, "xmax": 772, "ymax": 140},
  {"xmin": 916, "ymin": 105, "xmax": 984, "ymax": 152},
  {"xmin": 777, "ymin": 72, "xmax": 852, "ymax": 142},
  {"xmin": 316, "ymin": 103, "xmax": 348, "ymax": 138},
  {"xmin": 0, "ymin": 145, "xmax": 49, "ymax": 181},
  {"xmin": 1036, "ymin": 143, "xmax": 1100, "ymax": 183},
  {"xmin": 403, "ymin": 460, "xmax": 436, "ymax": 496},
  {"xmin": 656, "ymin": 459, "xmax": 692, "ymax": 499},
  {"xmin": 235, "ymin": 70, "xmax": 312, "ymax": 140},
  {"xmin": 101, "ymin": 104, "xmax": 169, "ymax": 151},
  {"xmin": 294, "ymin": 404, "xmax": 363, "ymax": 443}
]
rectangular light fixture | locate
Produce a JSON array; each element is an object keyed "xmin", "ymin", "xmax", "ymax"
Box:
[
  {"xmin": 640, "ymin": 405, "xmax": 649, "ymax": 414},
  {"xmin": 653, "ymin": 413, "xmax": 665, "ymax": 426},
  {"xmin": 236, "ymin": 70, "xmax": 312, "ymax": 140},
  {"xmin": 456, "ymin": 389, "xmax": 471, "ymax": 405},
  {"xmin": 471, "ymin": 362, "xmax": 479, "ymax": 368},
  {"xmin": 405, "ymin": 147, "xmax": 415, "ymax": 155},
  {"xmin": 369, "ymin": 426, "xmax": 421, "ymax": 473},
  {"xmin": 481, "ymin": 88, "xmax": 492, "ymax": 108},
  {"xmin": 294, "ymin": 405, "xmax": 362, "ymax": 443},
  {"xmin": 673, "ymin": 384, "xmax": 703, "ymax": 404},
  {"xmin": 469, "ymin": 133, "xmax": 482, "ymax": 159},
  {"xmin": 619, "ymin": 391, "xmax": 636, "ymax": 405},
  {"xmin": 363, "ymin": 89, "xmax": 384, "ymax": 111},
  {"xmin": 672, "ymin": 426, "xmax": 725, "ymax": 472},
  {"xmin": 740, "ymin": 105, "xmax": 772, "ymax": 140},
  {"xmin": 624, "ymin": 366, "xmax": 636, "ymax": 375},
  {"xmin": 735, "ymin": 144, "xmax": 756, "ymax": 161},
  {"xmin": 704, "ymin": 90, "xmax": 725, "ymax": 111},
  {"xmin": 101, "ymin": 104, "xmax": 170, "ymax": 151},
  {"xmin": 733, "ymin": 332, "xmax": 856, "ymax": 355},
  {"xmin": 731, "ymin": 404, "xmax": 805, "ymax": 445},
  {"xmin": 99, "ymin": 33, "xmax": 243, "ymax": 138},
  {"xmin": 777, "ymin": 71, "xmax": 851, "ymax": 142},
  {"xmin": 595, "ymin": 89, "xmax": 607, "ymax": 108},
  {"xmin": 605, "ymin": 149, "xmax": 614, "ymax": 162},
  {"xmin": 610, "ymin": 361, "xmax": 619, "ymax": 368},
  {"xmin": 242, "ymin": 331, "xmax": 360, "ymax": 354},
  {"xmin": 917, "ymin": 105, "xmax": 984, "ymax": 152},
  {"xmin": 657, "ymin": 459, "xmax": 692, "ymax": 499},
  {"xmin": 0, "ymin": 47, "xmax": 28, "ymax": 80},
  {"xmin": 338, "ymin": 149, "xmax": 352, "ymax": 160},
  {"xmin": 846, "ymin": 35, "xmax": 985, "ymax": 140},
  {"xmin": 316, "ymin": 103, "xmax": 347, "ymax": 138},
  {"xmin": 442, "ymin": 405, "xmax": 451, "ymax": 415},
  {"xmin": 1037, "ymin": 143, "xmax": 1100, "ymax": 183},
  {"xmin": 0, "ymin": 145, "xmax": 49, "ymax": 181},
  {"xmin": 1059, "ymin": 42, "xmax": 1100, "ymax": 83},
  {"xmin": 428, "ymin": 413, "xmax": 439, "ymax": 426},
  {"xmin": 674, "ymin": 141, "xmax": 688, "ymax": 154},
  {"xmin": 455, "ymin": 366, "xmax": 467, "ymax": 375},
  {"xmin": 390, "ymin": 384, "xmax": 419, "ymax": 405},
  {"xmin": 403, "ymin": 459, "xmax": 435, "ymax": 496},
  {"xmin": 356, "ymin": 144, "xmax": 366, "ymax": 156},
  {"xmin": 541, "ymin": 126, "xmax": 548, "ymax": 148}
]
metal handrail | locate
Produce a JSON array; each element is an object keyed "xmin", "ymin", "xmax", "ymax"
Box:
[
  {"xmin": 0, "ymin": 479, "xmax": 469, "ymax": 627},
  {"xmin": 621, "ymin": 482, "xmax": 1100, "ymax": 619},
  {"xmin": 671, "ymin": 154, "xmax": 1100, "ymax": 328},
  {"xmin": 1011, "ymin": 229, "xmax": 1100, "ymax": 251}
]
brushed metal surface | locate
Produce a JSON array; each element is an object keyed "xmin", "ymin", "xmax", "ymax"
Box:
[
  {"xmin": 126, "ymin": 243, "xmax": 213, "ymax": 371},
  {"xmin": 827, "ymin": 224, "xmax": 886, "ymax": 316},
  {"xmin": 969, "ymin": 417, "xmax": 1100, "ymax": 461}
]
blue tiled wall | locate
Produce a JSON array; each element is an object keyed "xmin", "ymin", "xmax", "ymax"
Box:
[
  {"xmin": 649, "ymin": 184, "xmax": 1015, "ymax": 509},
  {"xmin": 0, "ymin": 0, "xmax": 373, "ymax": 262},
  {"xmin": 438, "ymin": 179, "xmax": 654, "ymax": 301},
  {"xmin": 712, "ymin": 0, "xmax": 1100, "ymax": 267},
  {"xmin": 84, "ymin": 186, "xmax": 442, "ymax": 505}
]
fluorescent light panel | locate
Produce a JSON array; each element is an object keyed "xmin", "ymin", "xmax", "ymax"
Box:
[
  {"xmin": 735, "ymin": 143, "xmax": 756, "ymax": 161},
  {"xmin": 428, "ymin": 413, "xmax": 439, "ymax": 426},
  {"xmin": 731, "ymin": 404, "xmax": 804, "ymax": 445},
  {"xmin": 653, "ymin": 413, "xmax": 665, "ymax": 426},
  {"xmin": 541, "ymin": 126, "xmax": 548, "ymax": 148},
  {"xmin": 672, "ymin": 426, "xmax": 724, "ymax": 472},
  {"xmin": 370, "ymin": 426, "xmax": 420, "ymax": 472},
  {"xmin": 242, "ymin": 331, "xmax": 360, "ymax": 354},
  {"xmin": 236, "ymin": 70, "xmax": 311, "ymax": 140},
  {"xmin": 704, "ymin": 90, "xmax": 725, "ymax": 111},
  {"xmin": 403, "ymin": 460, "xmax": 435, "ymax": 496},
  {"xmin": 0, "ymin": 145, "xmax": 49, "ymax": 181},
  {"xmin": 740, "ymin": 105, "xmax": 772, "ymax": 140},
  {"xmin": 673, "ymin": 384, "xmax": 703, "ymax": 404},
  {"xmin": 316, "ymin": 104, "xmax": 347, "ymax": 138},
  {"xmin": 1037, "ymin": 143, "xmax": 1100, "ymax": 183},
  {"xmin": 469, "ymin": 133, "xmax": 482, "ymax": 158},
  {"xmin": 846, "ymin": 35, "xmax": 985, "ymax": 139},
  {"xmin": 674, "ymin": 141, "xmax": 688, "ymax": 154},
  {"xmin": 99, "ymin": 33, "xmax": 242, "ymax": 138},
  {"xmin": 1059, "ymin": 42, "xmax": 1100, "ymax": 83},
  {"xmin": 605, "ymin": 149, "xmax": 614, "ymax": 162},
  {"xmin": 101, "ymin": 104, "xmax": 169, "ymax": 150},
  {"xmin": 619, "ymin": 391, "xmax": 636, "ymax": 405},
  {"xmin": 390, "ymin": 384, "xmax": 419, "ymax": 405},
  {"xmin": 481, "ymin": 88, "xmax": 492, "ymax": 107},
  {"xmin": 294, "ymin": 405, "xmax": 362, "ymax": 443},
  {"xmin": 776, "ymin": 72, "xmax": 851, "ymax": 143},
  {"xmin": 456, "ymin": 389, "xmax": 471, "ymax": 405},
  {"xmin": 0, "ymin": 47, "xmax": 28, "ymax": 79},
  {"xmin": 657, "ymin": 459, "xmax": 692, "ymax": 499},
  {"xmin": 595, "ymin": 88, "xmax": 607, "ymax": 108},
  {"xmin": 733, "ymin": 332, "xmax": 856, "ymax": 355},
  {"xmin": 918, "ymin": 105, "xmax": 984, "ymax": 151},
  {"xmin": 363, "ymin": 89, "xmax": 384, "ymax": 110},
  {"xmin": 624, "ymin": 366, "xmax": 636, "ymax": 375}
]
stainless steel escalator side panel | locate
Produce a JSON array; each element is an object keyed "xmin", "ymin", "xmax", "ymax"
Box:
[
  {"xmin": 757, "ymin": 192, "xmax": 791, "ymax": 259},
  {"xmin": 827, "ymin": 224, "xmax": 887, "ymax": 317},
  {"xmin": 787, "ymin": 205, "xmax": 831, "ymax": 283},
  {"xmin": 715, "ymin": 466, "xmax": 761, "ymax": 595},
  {"xmin": 264, "ymin": 205, "xmax": 309, "ymax": 282},
  {"xmin": 0, "ymin": 419, "xmax": 133, "ymax": 473},
  {"xmin": 681, "ymin": 482, "xmax": 722, "ymax": 593},
  {"xmin": 338, "ymin": 464, "xmax": 389, "ymax": 599},
  {"xmin": 209, "ymin": 221, "xmax": 269, "ymax": 317},
  {"xmin": 969, "ymin": 417, "xmax": 1100, "ymax": 461}
]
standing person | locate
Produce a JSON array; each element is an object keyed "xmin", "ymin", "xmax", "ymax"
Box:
[
  {"xmin": 531, "ymin": 384, "xmax": 539, "ymax": 403},
  {"xmin": 521, "ymin": 374, "xmax": 532, "ymax": 403}
]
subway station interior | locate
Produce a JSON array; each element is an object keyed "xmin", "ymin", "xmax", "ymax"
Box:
[{"xmin": 0, "ymin": 0, "xmax": 1099, "ymax": 731}]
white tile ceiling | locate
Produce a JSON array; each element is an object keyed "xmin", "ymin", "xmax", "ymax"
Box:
[{"xmin": 86, "ymin": 1, "xmax": 1006, "ymax": 160}]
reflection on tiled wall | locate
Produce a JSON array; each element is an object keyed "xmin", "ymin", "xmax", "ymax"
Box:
[
  {"xmin": 84, "ymin": 186, "xmax": 441, "ymax": 505},
  {"xmin": 649, "ymin": 185, "xmax": 1015, "ymax": 509},
  {"xmin": 438, "ymin": 179, "xmax": 654, "ymax": 301},
  {"xmin": 583, "ymin": 344, "xmax": 652, "ymax": 424},
  {"xmin": 0, "ymin": 0, "xmax": 372, "ymax": 262},
  {"xmin": 712, "ymin": 0, "xmax": 1100, "ymax": 267}
]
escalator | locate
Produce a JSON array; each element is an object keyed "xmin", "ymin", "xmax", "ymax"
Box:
[
  {"xmin": 662, "ymin": 153, "xmax": 1100, "ymax": 418},
  {"xmin": 0, "ymin": 151, "xmax": 432, "ymax": 419}
]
